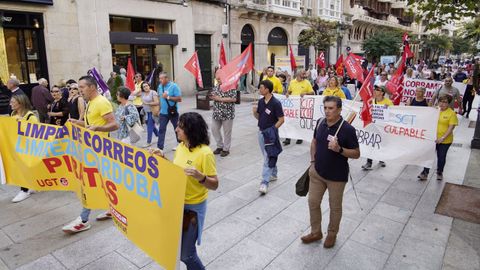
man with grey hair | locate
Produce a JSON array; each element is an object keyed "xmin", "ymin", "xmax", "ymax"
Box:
[
  {"xmin": 31, "ymin": 78, "xmax": 53, "ymax": 123},
  {"xmin": 7, "ymin": 78, "xmax": 25, "ymax": 114},
  {"xmin": 157, "ymin": 72, "xmax": 182, "ymax": 151}
]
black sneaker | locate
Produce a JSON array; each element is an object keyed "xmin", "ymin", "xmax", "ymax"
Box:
[
  {"xmin": 220, "ymin": 150, "xmax": 230, "ymax": 157},
  {"xmin": 296, "ymin": 140, "xmax": 303, "ymax": 144},
  {"xmin": 379, "ymin": 161, "xmax": 386, "ymax": 167},
  {"xmin": 437, "ymin": 173, "xmax": 443, "ymax": 181},
  {"xmin": 283, "ymin": 139, "xmax": 291, "ymax": 145},
  {"xmin": 213, "ymin": 148, "xmax": 222, "ymax": 155},
  {"xmin": 361, "ymin": 162, "xmax": 373, "ymax": 170}
]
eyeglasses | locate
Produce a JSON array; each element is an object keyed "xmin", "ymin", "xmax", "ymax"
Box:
[{"xmin": 51, "ymin": 90, "xmax": 60, "ymax": 93}]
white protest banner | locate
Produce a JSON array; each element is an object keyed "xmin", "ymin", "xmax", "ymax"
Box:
[
  {"xmin": 275, "ymin": 56, "xmax": 305, "ymax": 74},
  {"xmin": 275, "ymin": 94, "xmax": 438, "ymax": 167},
  {"xmin": 402, "ymin": 78, "xmax": 467, "ymax": 104}
]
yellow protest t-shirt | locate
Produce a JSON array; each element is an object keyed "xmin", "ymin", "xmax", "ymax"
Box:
[
  {"xmin": 132, "ymin": 81, "xmax": 143, "ymax": 106},
  {"xmin": 288, "ymin": 79, "xmax": 314, "ymax": 96},
  {"xmin": 375, "ymin": 98, "xmax": 394, "ymax": 106},
  {"xmin": 323, "ymin": 87, "xmax": 346, "ymax": 99},
  {"xmin": 437, "ymin": 108, "xmax": 458, "ymax": 144},
  {"xmin": 11, "ymin": 111, "xmax": 38, "ymax": 122},
  {"xmin": 84, "ymin": 95, "xmax": 113, "ymax": 136},
  {"xmin": 173, "ymin": 143, "xmax": 217, "ymax": 204},
  {"xmin": 266, "ymin": 76, "xmax": 283, "ymax": 94}
]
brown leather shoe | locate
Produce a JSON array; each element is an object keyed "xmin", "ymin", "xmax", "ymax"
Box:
[
  {"xmin": 301, "ymin": 233, "xmax": 322, "ymax": 244},
  {"xmin": 323, "ymin": 234, "xmax": 337, "ymax": 248}
]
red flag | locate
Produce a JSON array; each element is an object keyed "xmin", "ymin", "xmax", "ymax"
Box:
[
  {"xmin": 125, "ymin": 58, "xmax": 135, "ymax": 92},
  {"xmin": 289, "ymin": 45, "xmax": 297, "ymax": 72},
  {"xmin": 345, "ymin": 53, "xmax": 364, "ymax": 83},
  {"xmin": 217, "ymin": 43, "xmax": 254, "ymax": 92},
  {"xmin": 335, "ymin": 54, "xmax": 344, "ymax": 76},
  {"xmin": 219, "ymin": 40, "xmax": 227, "ymax": 68},
  {"xmin": 387, "ymin": 51, "xmax": 407, "ymax": 105},
  {"xmin": 316, "ymin": 51, "xmax": 326, "ymax": 69},
  {"xmin": 184, "ymin": 51, "xmax": 204, "ymax": 89},
  {"xmin": 358, "ymin": 65, "xmax": 376, "ymax": 127},
  {"xmin": 402, "ymin": 32, "xmax": 414, "ymax": 61}
]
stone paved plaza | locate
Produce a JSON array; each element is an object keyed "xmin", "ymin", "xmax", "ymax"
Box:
[{"xmin": 1, "ymin": 95, "xmax": 479, "ymax": 270}]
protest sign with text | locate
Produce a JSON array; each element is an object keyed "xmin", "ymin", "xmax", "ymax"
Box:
[
  {"xmin": 0, "ymin": 117, "xmax": 186, "ymax": 270},
  {"xmin": 402, "ymin": 78, "xmax": 467, "ymax": 103},
  {"xmin": 275, "ymin": 95, "xmax": 439, "ymax": 167}
]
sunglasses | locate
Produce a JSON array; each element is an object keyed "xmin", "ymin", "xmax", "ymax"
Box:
[{"xmin": 374, "ymin": 88, "xmax": 382, "ymax": 91}]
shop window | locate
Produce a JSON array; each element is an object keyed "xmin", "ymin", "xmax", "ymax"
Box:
[{"xmin": 4, "ymin": 28, "xmax": 43, "ymax": 84}]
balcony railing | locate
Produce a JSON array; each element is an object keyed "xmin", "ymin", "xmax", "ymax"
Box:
[{"xmin": 239, "ymin": 0, "xmax": 301, "ymax": 17}]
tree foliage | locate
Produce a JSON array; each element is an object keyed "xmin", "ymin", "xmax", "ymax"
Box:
[
  {"xmin": 407, "ymin": 0, "xmax": 479, "ymax": 30},
  {"xmin": 422, "ymin": 34, "xmax": 452, "ymax": 60},
  {"xmin": 451, "ymin": 36, "xmax": 473, "ymax": 56},
  {"xmin": 362, "ymin": 31, "xmax": 403, "ymax": 62},
  {"xmin": 460, "ymin": 16, "xmax": 480, "ymax": 42},
  {"xmin": 298, "ymin": 16, "xmax": 337, "ymax": 53}
]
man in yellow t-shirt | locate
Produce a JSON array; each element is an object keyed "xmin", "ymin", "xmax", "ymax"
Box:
[
  {"xmin": 287, "ymin": 69, "xmax": 314, "ymax": 97},
  {"xmin": 265, "ymin": 66, "xmax": 283, "ymax": 94},
  {"xmin": 63, "ymin": 75, "xmax": 119, "ymax": 234},
  {"xmin": 284, "ymin": 69, "xmax": 314, "ymax": 145}
]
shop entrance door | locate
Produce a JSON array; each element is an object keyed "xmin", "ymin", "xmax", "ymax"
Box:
[
  {"xmin": 195, "ymin": 34, "xmax": 212, "ymax": 89},
  {"xmin": 134, "ymin": 45, "xmax": 153, "ymax": 77}
]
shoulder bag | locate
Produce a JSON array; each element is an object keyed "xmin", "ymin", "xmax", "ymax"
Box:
[
  {"xmin": 150, "ymin": 91, "xmax": 160, "ymax": 117},
  {"xmin": 125, "ymin": 104, "xmax": 144, "ymax": 143},
  {"xmin": 295, "ymin": 118, "xmax": 324, "ymax": 197}
]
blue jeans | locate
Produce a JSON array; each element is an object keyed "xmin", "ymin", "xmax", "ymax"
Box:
[
  {"xmin": 146, "ymin": 112, "xmax": 158, "ymax": 144},
  {"xmin": 258, "ymin": 131, "xmax": 277, "ymax": 186},
  {"xmin": 157, "ymin": 114, "xmax": 179, "ymax": 150},
  {"xmin": 180, "ymin": 216, "xmax": 205, "ymax": 270},
  {"xmin": 80, "ymin": 207, "xmax": 91, "ymax": 222},
  {"xmin": 423, "ymin": 143, "xmax": 451, "ymax": 174}
]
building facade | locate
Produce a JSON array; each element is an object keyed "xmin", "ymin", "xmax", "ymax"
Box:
[
  {"xmin": 5, "ymin": 0, "xmax": 415, "ymax": 96},
  {"xmin": 0, "ymin": 0, "xmax": 196, "ymax": 96}
]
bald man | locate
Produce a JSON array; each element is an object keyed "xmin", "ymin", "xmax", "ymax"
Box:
[{"xmin": 31, "ymin": 78, "xmax": 53, "ymax": 123}]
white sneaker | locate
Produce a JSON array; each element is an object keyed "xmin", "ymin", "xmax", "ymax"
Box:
[
  {"xmin": 269, "ymin": 176, "xmax": 278, "ymax": 182},
  {"xmin": 11, "ymin": 190, "xmax": 31, "ymax": 203},
  {"xmin": 142, "ymin": 143, "xmax": 152, "ymax": 148},
  {"xmin": 96, "ymin": 211, "xmax": 112, "ymax": 221},
  {"xmin": 62, "ymin": 217, "xmax": 91, "ymax": 234},
  {"xmin": 259, "ymin": 184, "xmax": 268, "ymax": 194},
  {"xmin": 172, "ymin": 146, "xmax": 177, "ymax": 151}
]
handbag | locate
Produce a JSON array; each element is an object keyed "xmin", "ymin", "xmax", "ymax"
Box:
[
  {"xmin": 125, "ymin": 105, "xmax": 144, "ymax": 143},
  {"xmin": 295, "ymin": 167, "xmax": 310, "ymax": 196},
  {"xmin": 166, "ymin": 101, "xmax": 178, "ymax": 117},
  {"xmin": 150, "ymin": 91, "xmax": 160, "ymax": 117},
  {"xmin": 161, "ymin": 84, "xmax": 178, "ymax": 117}
]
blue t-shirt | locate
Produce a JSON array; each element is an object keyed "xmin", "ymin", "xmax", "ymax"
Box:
[
  {"xmin": 257, "ymin": 95, "xmax": 284, "ymax": 130},
  {"xmin": 157, "ymin": 82, "xmax": 181, "ymax": 115}
]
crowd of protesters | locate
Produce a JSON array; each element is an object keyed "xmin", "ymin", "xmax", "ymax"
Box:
[{"xmin": 0, "ymin": 55, "xmax": 478, "ymax": 270}]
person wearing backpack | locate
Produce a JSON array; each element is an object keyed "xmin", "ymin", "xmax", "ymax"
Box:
[{"xmin": 9, "ymin": 94, "xmax": 38, "ymax": 203}]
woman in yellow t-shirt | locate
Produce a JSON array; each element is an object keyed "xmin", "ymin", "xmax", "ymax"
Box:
[
  {"xmin": 151, "ymin": 112, "xmax": 218, "ymax": 270},
  {"xmin": 322, "ymin": 77, "xmax": 346, "ymax": 99},
  {"xmin": 10, "ymin": 94, "xmax": 38, "ymax": 203},
  {"xmin": 420, "ymin": 95, "xmax": 458, "ymax": 181}
]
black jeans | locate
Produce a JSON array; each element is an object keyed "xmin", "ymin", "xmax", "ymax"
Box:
[
  {"xmin": 423, "ymin": 143, "xmax": 451, "ymax": 174},
  {"xmin": 462, "ymin": 95, "xmax": 474, "ymax": 117}
]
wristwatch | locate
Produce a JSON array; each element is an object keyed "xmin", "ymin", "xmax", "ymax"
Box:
[{"xmin": 339, "ymin": 147, "xmax": 344, "ymax": 154}]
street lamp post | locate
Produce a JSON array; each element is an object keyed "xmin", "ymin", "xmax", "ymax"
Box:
[{"xmin": 472, "ymin": 60, "xmax": 480, "ymax": 149}]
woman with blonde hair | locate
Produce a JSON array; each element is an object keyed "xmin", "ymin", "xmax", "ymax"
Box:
[
  {"xmin": 10, "ymin": 94, "xmax": 38, "ymax": 203},
  {"xmin": 322, "ymin": 76, "xmax": 346, "ymax": 99}
]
